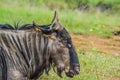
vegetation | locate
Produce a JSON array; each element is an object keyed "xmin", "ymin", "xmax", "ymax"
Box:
[
  {"xmin": 0, "ymin": 0, "xmax": 120, "ymax": 80},
  {"xmin": 0, "ymin": 0, "xmax": 120, "ymax": 37},
  {"xmin": 39, "ymin": 51, "xmax": 120, "ymax": 80}
]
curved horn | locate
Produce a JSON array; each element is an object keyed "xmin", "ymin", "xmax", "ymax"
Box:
[
  {"xmin": 50, "ymin": 11, "xmax": 63, "ymax": 31},
  {"xmin": 51, "ymin": 10, "xmax": 59, "ymax": 23}
]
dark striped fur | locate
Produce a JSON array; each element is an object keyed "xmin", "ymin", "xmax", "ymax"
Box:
[{"xmin": 0, "ymin": 29, "xmax": 69, "ymax": 80}]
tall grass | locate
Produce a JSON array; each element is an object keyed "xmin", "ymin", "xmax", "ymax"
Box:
[{"xmin": 0, "ymin": 0, "xmax": 120, "ymax": 37}]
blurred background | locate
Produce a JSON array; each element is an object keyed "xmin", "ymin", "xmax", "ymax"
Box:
[{"xmin": 0, "ymin": 0, "xmax": 120, "ymax": 80}]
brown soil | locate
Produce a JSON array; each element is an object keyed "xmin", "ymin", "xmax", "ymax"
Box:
[{"xmin": 71, "ymin": 34, "xmax": 120, "ymax": 56}]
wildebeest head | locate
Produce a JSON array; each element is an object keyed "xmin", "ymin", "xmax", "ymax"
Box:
[
  {"xmin": 50, "ymin": 11, "xmax": 80, "ymax": 77},
  {"xmin": 34, "ymin": 11, "xmax": 80, "ymax": 77},
  {"xmin": 32, "ymin": 23, "xmax": 70, "ymax": 77}
]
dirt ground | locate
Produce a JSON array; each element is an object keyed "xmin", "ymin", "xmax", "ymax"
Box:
[{"xmin": 71, "ymin": 34, "xmax": 120, "ymax": 56}]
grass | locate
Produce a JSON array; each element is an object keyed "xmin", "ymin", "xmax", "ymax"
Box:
[
  {"xmin": 39, "ymin": 50, "xmax": 120, "ymax": 80},
  {"xmin": 0, "ymin": 0, "xmax": 120, "ymax": 80},
  {"xmin": 0, "ymin": 1, "xmax": 120, "ymax": 37}
]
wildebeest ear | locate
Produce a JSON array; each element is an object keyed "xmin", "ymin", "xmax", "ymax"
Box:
[
  {"xmin": 50, "ymin": 11, "xmax": 63, "ymax": 31},
  {"xmin": 32, "ymin": 21, "xmax": 41, "ymax": 32}
]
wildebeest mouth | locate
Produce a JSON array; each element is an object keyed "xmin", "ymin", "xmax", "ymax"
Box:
[
  {"xmin": 56, "ymin": 64, "xmax": 80, "ymax": 78},
  {"xmin": 66, "ymin": 64, "xmax": 80, "ymax": 77}
]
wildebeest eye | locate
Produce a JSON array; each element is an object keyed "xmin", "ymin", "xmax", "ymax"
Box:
[{"xmin": 68, "ymin": 44, "xmax": 72, "ymax": 48}]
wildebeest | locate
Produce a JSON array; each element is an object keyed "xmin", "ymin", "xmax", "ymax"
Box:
[
  {"xmin": 0, "ymin": 11, "xmax": 80, "ymax": 80},
  {"xmin": 20, "ymin": 11, "xmax": 80, "ymax": 77}
]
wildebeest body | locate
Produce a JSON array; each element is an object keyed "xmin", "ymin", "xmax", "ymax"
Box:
[
  {"xmin": 0, "ymin": 29, "xmax": 69, "ymax": 80},
  {"xmin": 0, "ymin": 11, "xmax": 80, "ymax": 79}
]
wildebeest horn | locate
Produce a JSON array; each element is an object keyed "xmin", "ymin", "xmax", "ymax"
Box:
[
  {"xmin": 51, "ymin": 10, "xmax": 59, "ymax": 23},
  {"xmin": 49, "ymin": 11, "xmax": 63, "ymax": 31}
]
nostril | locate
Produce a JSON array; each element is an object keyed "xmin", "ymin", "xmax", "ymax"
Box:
[{"xmin": 74, "ymin": 65, "xmax": 80, "ymax": 74}]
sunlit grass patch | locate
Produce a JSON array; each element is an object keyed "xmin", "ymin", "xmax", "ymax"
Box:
[
  {"xmin": 38, "ymin": 50, "xmax": 120, "ymax": 80},
  {"xmin": 0, "ymin": 1, "xmax": 120, "ymax": 37}
]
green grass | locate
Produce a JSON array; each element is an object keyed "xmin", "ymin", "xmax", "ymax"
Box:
[
  {"xmin": 0, "ymin": 1, "xmax": 120, "ymax": 37},
  {"xmin": 39, "ymin": 50, "xmax": 120, "ymax": 80}
]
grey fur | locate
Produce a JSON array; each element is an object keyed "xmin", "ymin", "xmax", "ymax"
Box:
[{"xmin": 0, "ymin": 29, "xmax": 70, "ymax": 80}]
